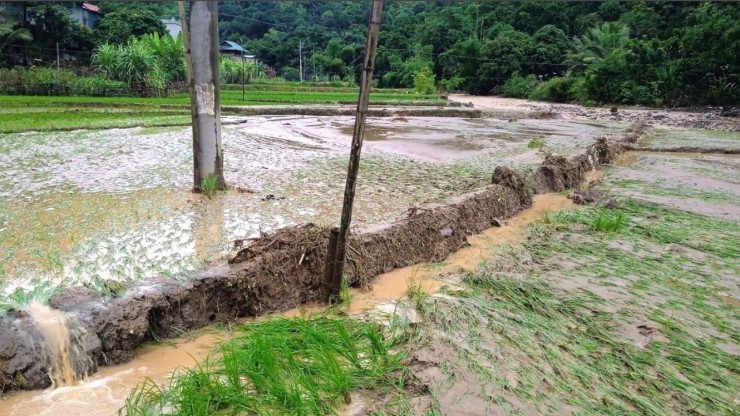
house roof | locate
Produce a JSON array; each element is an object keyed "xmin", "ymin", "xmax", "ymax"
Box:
[
  {"xmin": 220, "ymin": 41, "xmax": 248, "ymax": 53},
  {"xmin": 82, "ymin": 3, "xmax": 101, "ymax": 14}
]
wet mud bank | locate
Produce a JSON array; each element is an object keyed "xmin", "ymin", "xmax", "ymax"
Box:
[{"xmin": 0, "ymin": 123, "xmax": 645, "ymax": 392}]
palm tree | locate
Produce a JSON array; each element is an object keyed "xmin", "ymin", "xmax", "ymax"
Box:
[
  {"xmin": 568, "ymin": 22, "xmax": 630, "ymax": 70},
  {"xmin": 0, "ymin": 7, "xmax": 32, "ymax": 50}
]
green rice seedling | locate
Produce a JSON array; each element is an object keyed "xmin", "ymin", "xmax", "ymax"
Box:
[
  {"xmin": 120, "ymin": 379, "xmax": 165, "ymax": 416},
  {"xmin": 591, "ymin": 210, "xmax": 626, "ymax": 232},
  {"xmin": 527, "ymin": 137, "xmax": 546, "ymax": 149},
  {"xmin": 123, "ymin": 317, "xmax": 405, "ymax": 416},
  {"xmin": 200, "ymin": 175, "xmax": 218, "ymax": 199}
]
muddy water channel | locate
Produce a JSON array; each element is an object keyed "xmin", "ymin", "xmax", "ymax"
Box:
[
  {"xmin": 0, "ymin": 193, "xmax": 575, "ymax": 415},
  {"xmin": 0, "ymin": 116, "xmax": 619, "ymax": 306}
]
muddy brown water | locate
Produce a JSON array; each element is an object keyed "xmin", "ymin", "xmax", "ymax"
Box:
[{"xmin": 0, "ymin": 194, "xmax": 575, "ymax": 416}]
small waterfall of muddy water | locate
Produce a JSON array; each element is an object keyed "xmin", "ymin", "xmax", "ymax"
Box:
[
  {"xmin": 26, "ymin": 302, "xmax": 90, "ymax": 388},
  {"xmin": 0, "ymin": 193, "xmax": 578, "ymax": 416}
]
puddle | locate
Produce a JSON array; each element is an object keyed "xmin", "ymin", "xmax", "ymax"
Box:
[{"xmin": 0, "ymin": 193, "xmax": 575, "ymax": 416}]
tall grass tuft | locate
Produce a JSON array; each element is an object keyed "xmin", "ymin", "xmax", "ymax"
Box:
[
  {"xmin": 200, "ymin": 175, "xmax": 218, "ymax": 199},
  {"xmin": 527, "ymin": 137, "xmax": 546, "ymax": 149},
  {"xmin": 591, "ymin": 210, "xmax": 626, "ymax": 232}
]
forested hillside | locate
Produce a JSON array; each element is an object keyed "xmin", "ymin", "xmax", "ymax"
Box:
[
  {"xmin": 220, "ymin": 1, "xmax": 739, "ymax": 106},
  {"xmin": 2, "ymin": 1, "xmax": 738, "ymax": 106}
]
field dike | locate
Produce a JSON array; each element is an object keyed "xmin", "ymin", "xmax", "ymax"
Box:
[{"xmin": 0, "ymin": 123, "xmax": 645, "ymax": 392}]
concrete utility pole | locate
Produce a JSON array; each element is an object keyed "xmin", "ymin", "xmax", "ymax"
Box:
[
  {"xmin": 185, "ymin": 0, "xmax": 226, "ymax": 192},
  {"xmin": 324, "ymin": 0, "xmax": 384, "ymax": 301},
  {"xmin": 299, "ymin": 41, "xmax": 303, "ymax": 83}
]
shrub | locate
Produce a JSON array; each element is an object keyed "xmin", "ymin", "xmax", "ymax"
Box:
[
  {"xmin": 69, "ymin": 77, "xmax": 129, "ymax": 96},
  {"xmin": 439, "ymin": 76, "xmax": 463, "ymax": 92},
  {"xmin": 413, "ymin": 67, "xmax": 436, "ymax": 94},
  {"xmin": 0, "ymin": 67, "xmax": 129, "ymax": 96},
  {"xmin": 619, "ymin": 81, "xmax": 655, "ymax": 105},
  {"xmin": 528, "ymin": 137, "xmax": 546, "ymax": 149},
  {"xmin": 503, "ymin": 73, "xmax": 539, "ymax": 98},
  {"xmin": 528, "ymin": 77, "xmax": 574, "ymax": 103},
  {"xmin": 220, "ymin": 57, "xmax": 267, "ymax": 85}
]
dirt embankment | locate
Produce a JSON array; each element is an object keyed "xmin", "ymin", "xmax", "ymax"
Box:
[{"xmin": 0, "ymin": 123, "xmax": 645, "ymax": 392}]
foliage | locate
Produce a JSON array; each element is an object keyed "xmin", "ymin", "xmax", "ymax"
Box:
[
  {"xmin": 91, "ymin": 33, "xmax": 186, "ymax": 95},
  {"xmin": 438, "ymin": 76, "xmax": 463, "ymax": 93},
  {"xmin": 219, "ymin": 57, "xmax": 267, "ymax": 85},
  {"xmin": 94, "ymin": 9, "xmax": 168, "ymax": 45},
  {"xmin": 0, "ymin": 67, "xmax": 129, "ymax": 96},
  {"xmin": 200, "ymin": 175, "xmax": 217, "ymax": 199},
  {"xmin": 216, "ymin": 2, "xmax": 738, "ymax": 106},
  {"xmin": 24, "ymin": 4, "xmax": 94, "ymax": 55},
  {"xmin": 413, "ymin": 67, "xmax": 435, "ymax": 95},
  {"xmin": 122, "ymin": 317, "xmax": 405, "ymax": 416},
  {"xmin": 503, "ymin": 73, "xmax": 539, "ymax": 98},
  {"xmin": 527, "ymin": 137, "xmax": 545, "ymax": 149},
  {"xmin": 0, "ymin": 7, "xmax": 32, "ymax": 49},
  {"xmin": 528, "ymin": 76, "xmax": 574, "ymax": 103}
]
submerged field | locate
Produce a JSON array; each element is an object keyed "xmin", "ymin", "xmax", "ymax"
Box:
[
  {"xmin": 117, "ymin": 150, "xmax": 740, "ymax": 416},
  {"xmin": 0, "ymin": 91, "xmax": 737, "ymax": 416},
  {"xmin": 0, "ymin": 105, "xmax": 626, "ymax": 311}
]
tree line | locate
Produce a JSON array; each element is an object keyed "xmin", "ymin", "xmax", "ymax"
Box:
[
  {"xmin": 2, "ymin": 1, "xmax": 738, "ymax": 106},
  {"xmin": 221, "ymin": 1, "xmax": 739, "ymax": 106}
]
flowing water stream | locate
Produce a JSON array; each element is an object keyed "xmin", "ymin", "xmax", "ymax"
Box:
[{"xmin": 0, "ymin": 193, "xmax": 575, "ymax": 415}]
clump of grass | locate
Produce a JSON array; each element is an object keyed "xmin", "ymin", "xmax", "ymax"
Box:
[
  {"xmin": 527, "ymin": 137, "xmax": 545, "ymax": 149},
  {"xmin": 548, "ymin": 207, "xmax": 627, "ymax": 233},
  {"xmin": 591, "ymin": 209, "xmax": 626, "ymax": 232},
  {"xmin": 200, "ymin": 174, "xmax": 218, "ymax": 199},
  {"xmin": 121, "ymin": 317, "xmax": 406, "ymax": 416}
]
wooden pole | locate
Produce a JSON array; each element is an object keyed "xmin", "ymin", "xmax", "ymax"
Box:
[{"xmin": 325, "ymin": 0, "xmax": 384, "ymax": 301}]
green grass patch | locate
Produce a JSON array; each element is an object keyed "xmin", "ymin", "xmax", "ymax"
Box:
[
  {"xmin": 200, "ymin": 175, "xmax": 218, "ymax": 199},
  {"xmin": 122, "ymin": 317, "xmax": 406, "ymax": 416},
  {"xmin": 527, "ymin": 136, "xmax": 546, "ymax": 149}
]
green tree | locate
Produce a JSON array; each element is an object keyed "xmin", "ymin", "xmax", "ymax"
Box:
[
  {"xmin": 26, "ymin": 4, "xmax": 94, "ymax": 54},
  {"xmin": 413, "ymin": 67, "xmax": 436, "ymax": 94},
  {"xmin": 0, "ymin": 7, "xmax": 32, "ymax": 50},
  {"xmin": 568, "ymin": 22, "xmax": 630, "ymax": 70},
  {"xmin": 477, "ymin": 30, "xmax": 535, "ymax": 93},
  {"xmin": 94, "ymin": 9, "xmax": 167, "ymax": 45}
]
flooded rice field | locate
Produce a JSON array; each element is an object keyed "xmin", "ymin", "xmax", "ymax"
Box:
[
  {"xmin": 608, "ymin": 151, "xmax": 740, "ymax": 220},
  {"xmin": 0, "ymin": 193, "xmax": 576, "ymax": 416},
  {"xmin": 0, "ymin": 115, "xmax": 622, "ymax": 307}
]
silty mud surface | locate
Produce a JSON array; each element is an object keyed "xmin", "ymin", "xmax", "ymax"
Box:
[
  {"xmin": 607, "ymin": 151, "xmax": 740, "ymax": 220},
  {"xmin": 0, "ymin": 115, "xmax": 620, "ymax": 304}
]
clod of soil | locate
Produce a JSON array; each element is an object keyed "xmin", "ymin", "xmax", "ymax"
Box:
[{"xmin": 569, "ymin": 189, "xmax": 605, "ymax": 205}]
